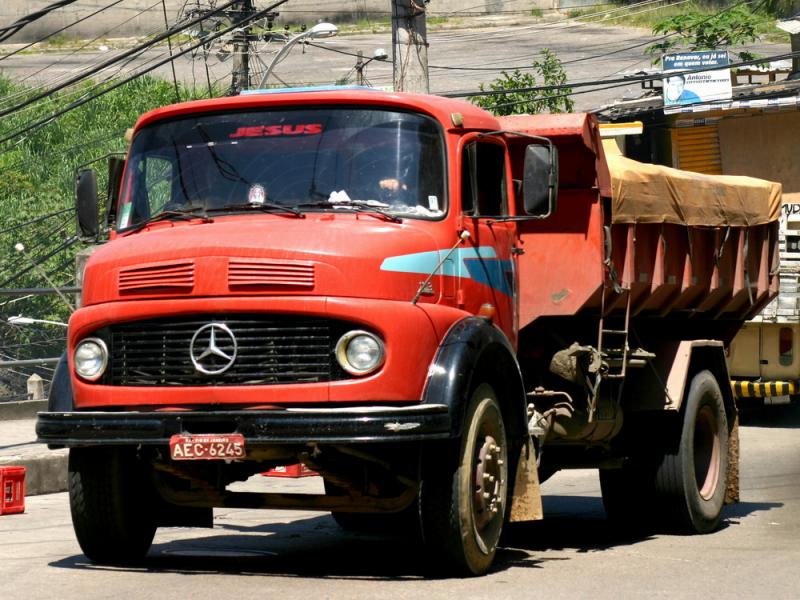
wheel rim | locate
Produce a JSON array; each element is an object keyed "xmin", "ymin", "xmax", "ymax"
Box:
[
  {"xmin": 694, "ymin": 404, "xmax": 721, "ymax": 500},
  {"xmin": 470, "ymin": 404, "xmax": 507, "ymax": 554}
]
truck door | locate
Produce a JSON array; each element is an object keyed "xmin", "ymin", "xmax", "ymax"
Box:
[{"xmin": 459, "ymin": 137, "xmax": 518, "ymax": 344}]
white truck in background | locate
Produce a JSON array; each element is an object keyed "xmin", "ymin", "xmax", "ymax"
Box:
[{"xmin": 729, "ymin": 201, "xmax": 800, "ymax": 405}]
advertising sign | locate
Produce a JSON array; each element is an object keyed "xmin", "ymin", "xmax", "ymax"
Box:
[{"xmin": 662, "ymin": 51, "xmax": 732, "ymax": 113}]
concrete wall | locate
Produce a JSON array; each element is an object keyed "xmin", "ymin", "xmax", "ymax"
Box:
[{"xmin": 1, "ymin": 0, "xmax": 554, "ymax": 43}]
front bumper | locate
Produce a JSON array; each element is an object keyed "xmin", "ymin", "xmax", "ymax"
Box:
[{"xmin": 36, "ymin": 403, "xmax": 451, "ymax": 447}]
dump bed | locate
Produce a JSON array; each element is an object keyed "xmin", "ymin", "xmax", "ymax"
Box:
[{"xmin": 498, "ymin": 113, "xmax": 780, "ymax": 332}]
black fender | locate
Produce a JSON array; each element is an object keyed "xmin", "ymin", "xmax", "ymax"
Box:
[
  {"xmin": 47, "ymin": 352, "xmax": 74, "ymax": 412},
  {"xmin": 421, "ymin": 317, "xmax": 527, "ymax": 442}
]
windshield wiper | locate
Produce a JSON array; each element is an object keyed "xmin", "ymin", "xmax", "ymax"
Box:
[
  {"xmin": 205, "ymin": 202, "xmax": 305, "ymax": 218},
  {"xmin": 297, "ymin": 200, "xmax": 402, "ymax": 223},
  {"xmin": 120, "ymin": 206, "xmax": 211, "ymax": 236}
]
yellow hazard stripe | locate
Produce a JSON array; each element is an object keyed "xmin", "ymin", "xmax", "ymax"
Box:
[{"xmin": 730, "ymin": 380, "xmax": 799, "ymax": 398}]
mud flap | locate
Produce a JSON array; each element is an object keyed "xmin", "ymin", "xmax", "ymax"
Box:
[
  {"xmin": 509, "ymin": 438, "xmax": 543, "ymax": 522},
  {"xmin": 725, "ymin": 411, "xmax": 740, "ymax": 504}
]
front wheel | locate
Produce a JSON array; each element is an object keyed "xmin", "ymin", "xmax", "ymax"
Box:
[
  {"xmin": 421, "ymin": 384, "xmax": 509, "ymax": 576},
  {"xmin": 69, "ymin": 446, "xmax": 157, "ymax": 564}
]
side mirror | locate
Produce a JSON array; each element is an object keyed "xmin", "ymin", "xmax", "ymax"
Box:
[
  {"xmin": 523, "ymin": 144, "xmax": 559, "ymax": 217},
  {"xmin": 76, "ymin": 168, "xmax": 99, "ymax": 241},
  {"xmin": 106, "ymin": 156, "xmax": 125, "ymax": 227}
]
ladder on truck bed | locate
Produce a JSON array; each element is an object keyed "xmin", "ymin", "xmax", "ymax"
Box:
[{"xmin": 598, "ymin": 287, "xmax": 654, "ymax": 380}]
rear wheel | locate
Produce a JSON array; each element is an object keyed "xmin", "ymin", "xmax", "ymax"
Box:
[
  {"xmin": 69, "ymin": 446, "xmax": 157, "ymax": 564},
  {"xmin": 600, "ymin": 370, "xmax": 729, "ymax": 534},
  {"xmin": 421, "ymin": 384, "xmax": 508, "ymax": 576},
  {"xmin": 656, "ymin": 369, "xmax": 728, "ymax": 533}
]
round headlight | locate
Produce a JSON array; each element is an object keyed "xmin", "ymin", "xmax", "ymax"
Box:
[
  {"xmin": 335, "ymin": 330, "xmax": 385, "ymax": 376},
  {"xmin": 74, "ymin": 337, "xmax": 108, "ymax": 381}
]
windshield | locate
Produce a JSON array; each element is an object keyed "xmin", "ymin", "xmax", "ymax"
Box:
[{"xmin": 118, "ymin": 107, "xmax": 446, "ymax": 228}]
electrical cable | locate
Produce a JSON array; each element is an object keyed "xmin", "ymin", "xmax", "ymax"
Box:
[
  {"xmin": 1, "ymin": 214, "xmax": 76, "ymax": 282},
  {"xmin": 0, "ymin": 9, "xmax": 175, "ymax": 115},
  {"xmin": 440, "ymin": 49, "xmax": 800, "ymax": 99},
  {"xmin": 0, "ymin": 0, "xmax": 81, "ymax": 42},
  {"xmin": 427, "ymin": 0, "xmax": 757, "ymax": 73},
  {"xmin": 0, "ymin": 236, "xmax": 79, "ymax": 289},
  {"xmin": 0, "ymin": 208, "xmax": 74, "ymax": 236},
  {"xmin": 7, "ymin": 0, "xmax": 165, "ymax": 93},
  {"xmin": 0, "ymin": 0, "xmax": 127, "ymax": 63},
  {"xmin": 0, "ymin": 0, "xmax": 293, "ymax": 149},
  {"xmin": 422, "ymin": 0, "xmax": 670, "ymax": 44},
  {"xmin": 0, "ymin": 0, "xmax": 241, "ymax": 120}
]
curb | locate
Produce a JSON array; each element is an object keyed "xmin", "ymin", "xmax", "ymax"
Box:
[
  {"xmin": 0, "ymin": 400, "xmax": 68, "ymax": 496},
  {"xmin": 1, "ymin": 451, "xmax": 68, "ymax": 496},
  {"xmin": 0, "ymin": 399, "xmax": 47, "ymax": 421}
]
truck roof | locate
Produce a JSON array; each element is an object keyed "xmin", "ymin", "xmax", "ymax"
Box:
[{"xmin": 132, "ymin": 89, "xmax": 502, "ymax": 132}]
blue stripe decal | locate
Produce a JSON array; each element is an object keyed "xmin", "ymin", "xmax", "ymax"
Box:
[
  {"xmin": 464, "ymin": 257, "xmax": 513, "ymax": 296},
  {"xmin": 380, "ymin": 247, "xmax": 512, "ymax": 295}
]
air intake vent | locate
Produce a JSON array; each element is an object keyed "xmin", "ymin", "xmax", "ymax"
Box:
[
  {"xmin": 119, "ymin": 261, "xmax": 194, "ymax": 293},
  {"xmin": 228, "ymin": 258, "xmax": 314, "ymax": 289}
]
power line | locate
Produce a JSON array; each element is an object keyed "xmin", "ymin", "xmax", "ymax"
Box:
[
  {"xmin": 0, "ymin": 0, "xmax": 241, "ymax": 120},
  {"xmin": 441, "ymin": 49, "xmax": 800, "ymax": 100},
  {"xmin": 0, "ymin": 0, "xmax": 292, "ymax": 148},
  {"xmin": 0, "ymin": 0, "xmax": 81, "ymax": 42},
  {"xmin": 427, "ymin": 0, "xmax": 757, "ymax": 74},
  {"xmin": 0, "ymin": 208, "xmax": 74, "ymax": 236},
  {"xmin": 4, "ymin": 0, "xmax": 165, "ymax": 99},
  {"xmin": 0, "ymin": 0, "xmax": 128, "ymax": 63}
]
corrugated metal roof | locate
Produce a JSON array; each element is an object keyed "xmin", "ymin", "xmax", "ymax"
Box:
[{"xmin": 596, "ymin": 78, "xmax": 800, "ymax": 121}]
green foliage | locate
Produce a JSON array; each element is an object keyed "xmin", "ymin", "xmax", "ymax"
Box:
[
  {"xmin": 645, "ymin": 5, "xmax": 762, "ymax": 63},
  {"xmin": 470, "ymin": 49, "xmax": 574, "ymax": 116},
  {"xmin": 530, "ymin": 8, "xmax": 544, "ymax": 17},
  {"xmin": 0, "ymin": 76, "xmax": 218, "ymax": 394}
]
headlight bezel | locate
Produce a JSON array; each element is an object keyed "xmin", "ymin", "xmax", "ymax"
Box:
[
  {"xmin": 335, "ymin": 330, "xmax": 385, "ymax": 376},
  {"xmin": 73, "ymin": 337, "xmax": 109, "ymax": 382}
]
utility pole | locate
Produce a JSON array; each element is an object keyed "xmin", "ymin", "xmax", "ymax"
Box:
[
  {"xmin": 355, "ymin": 50, "xmax": 365, "ymax": 85},
  {"xmin": 391, "ymin": 0, "xmax": 429, "ymax": 93},
  {"xmin": 230, "ymin": 0, "xmax": 255, "ymax": 94}
]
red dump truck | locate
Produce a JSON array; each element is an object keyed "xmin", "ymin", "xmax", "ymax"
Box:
[{"xmin": 37, "ymin": 89, "xmax": 780, "ymax": 575}]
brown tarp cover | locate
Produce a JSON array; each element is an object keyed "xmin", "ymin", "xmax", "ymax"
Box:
[{"xmin": 604, "ymin": 143, "xmax": 782, "ymax": 226}]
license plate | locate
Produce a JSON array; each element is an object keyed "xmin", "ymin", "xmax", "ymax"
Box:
[{"xmin": 169, "ymin": 434, "xmax": 246, "ymax": 460}]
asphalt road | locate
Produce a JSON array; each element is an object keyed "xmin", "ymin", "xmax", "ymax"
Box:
[
  {"xmin": 0, "ymin": 18, "xmax": 790, "ymax": 112},
  {"xmin": 2, "ymin": 405, "xmax": 799, "ymax": 599}
]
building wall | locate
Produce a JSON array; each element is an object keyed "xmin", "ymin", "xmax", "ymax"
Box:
[
  {"xmin": 718, "ymin": 111, "xmax": 800, "ymax": 203},
  {"xmin": 1, "ymin": 0, "xmax": 554, "ymax": 42}
]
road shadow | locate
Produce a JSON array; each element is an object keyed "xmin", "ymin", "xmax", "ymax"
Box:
[
  {"xmin": 739, "ymin": 402, "xmax": 800, "ymax": 428},
  {"xmin": 49, "ymin": 492, "xmax": 778, "ymax": 579},
  {"xmin": 502, "ymin": 495, "xmax": 655, "ymax": 556},
  {"xmin": 45, "ymin": 497, "xmax": 625, "ymax": 578},
  {"xmin": 48, "ymin": 513, "xmax": 504, "ymax": 579},
  {"xmin": 722, "ymin": 500, "xmax": 783, "ymax": 521}
]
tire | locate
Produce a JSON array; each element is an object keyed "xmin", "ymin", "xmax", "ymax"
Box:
[
  {"xmin": 420, "ymin": 384, "xmax": 509, "ymax": 576},
  {"xmin": 655, "ymin": 369, "xmax": 728, "ymax": 533},
  {"xmin": 600, "ymin": 369, "xmax": 728, "ymax": 534},
  {"xmin": 69, "ymin": 446, "xmax": 157, "ymax": 564}
]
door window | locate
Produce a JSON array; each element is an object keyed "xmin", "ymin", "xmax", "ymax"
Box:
[{"xmin": 461, "ymin": 140, "xmax": 508, "ymax": 217}]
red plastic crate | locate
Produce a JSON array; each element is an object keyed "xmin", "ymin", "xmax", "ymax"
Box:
[
  {"xmin": 262, "ymin": 464, "xmax": 317, "ymax": 478},
  {"xmin": 1, "ymin": 466, "xmax": 25, "ymax": 515}
]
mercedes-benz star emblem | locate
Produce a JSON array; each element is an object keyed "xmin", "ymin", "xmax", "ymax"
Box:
[{"xmin": 190, "ymin": 323, "xmax": 238, "ymax": 375}]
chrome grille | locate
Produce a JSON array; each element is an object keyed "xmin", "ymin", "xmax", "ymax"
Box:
[{"xmin": 108, "ymin": 314, "xmax": 347, "ymax": 386}]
